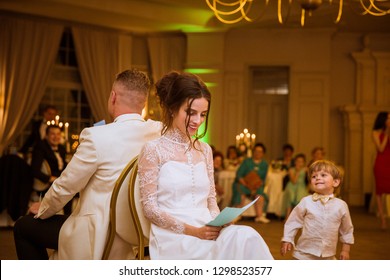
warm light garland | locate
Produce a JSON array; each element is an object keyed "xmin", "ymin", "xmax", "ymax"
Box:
[{"xmin": 205, "ymin": 0, "xmax": 390, "ymax": 26}]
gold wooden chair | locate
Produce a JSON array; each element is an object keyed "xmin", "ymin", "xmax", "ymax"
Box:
[
  {"xmin": 102, "ymin": 156, "xmax": 150, "ymax": 260},
  {"xmin": 128, "ymin": 157, "xmax": 150, "ymax": 260},
  {"xmin": 102, "ymin": 156, "xmax": 137, "ymax": 260}
]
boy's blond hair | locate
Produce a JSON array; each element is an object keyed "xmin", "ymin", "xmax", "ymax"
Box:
[{"xmin": 308, "ymin": 160, "xmax": 344, "ymax": 186}]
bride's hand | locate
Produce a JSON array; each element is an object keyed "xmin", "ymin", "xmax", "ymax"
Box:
[{"xmin": 185, "ymin": 225, "xmax": 222, "ymax": 240}]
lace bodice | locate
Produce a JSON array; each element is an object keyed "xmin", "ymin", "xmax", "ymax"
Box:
[{"xmin": 138, "ymin": 129, "xmax": 220, "ymax": 234}]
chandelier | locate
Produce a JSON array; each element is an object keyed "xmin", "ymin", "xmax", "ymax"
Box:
[
  {"xmin": 236, "ymin": 128, "xmax": 256, "ymax": 157},
  {"xmin": 205, "ymin": 0, "xmax": 390, "ymax": 26}
]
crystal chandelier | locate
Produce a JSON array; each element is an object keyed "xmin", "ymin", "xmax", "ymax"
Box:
[{"xmin": 205, "ymin": 0, "xmax": 390, "ymax": 26}]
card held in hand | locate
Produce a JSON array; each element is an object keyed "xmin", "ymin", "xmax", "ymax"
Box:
[{"xmin": 206, "ymin": 197, "xmax": 259, "ymax": 227}]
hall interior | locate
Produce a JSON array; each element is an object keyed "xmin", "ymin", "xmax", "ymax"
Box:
[
  {"xmin": 1, "ymin": 0, "xmax": 390, "ymax": 260},
  {"xmin": 1, "ymin": 206, "xmax": 390, "ymax": 260}
]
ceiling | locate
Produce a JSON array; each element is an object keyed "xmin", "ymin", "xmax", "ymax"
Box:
[{"xmin": 1, "ymin": 0, "xmax": 390, "ymax": 33}]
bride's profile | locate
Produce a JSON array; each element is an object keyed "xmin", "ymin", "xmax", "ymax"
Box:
[{"xmin": 137, "ymin": 71, "xmax": 274, "ymax": 260}]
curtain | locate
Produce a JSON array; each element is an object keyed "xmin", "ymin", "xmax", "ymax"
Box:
[
  {"xmin": 118, "ymin": 34, "xmax": 133, "ymax": 74},
  {"xmin": 147, "ymin": 33, "xmax": 186, "ymax": 120},
  {"xmin": 147, "ymin": 33, "xmax": 186, "ymax": 83},
  {"xmin": 0, "ymin": 17, "xmax": 63, "ymax": 155},
  {"xmin": 72, "ymin": 26, "xmax": 128, "ymax": 123}
]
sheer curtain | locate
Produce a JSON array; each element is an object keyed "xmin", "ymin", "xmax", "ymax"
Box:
[
  {"xmin": 72, "ymin": 27, "xmax": 132, "ymax": 123},
  {"xmin": 147, "ymin": 33, "xmax": 186, "ymax": 83},
  {"xmin": 147, "ymin": 34, "xmax": 186, "ymax": 120},
  {"xmin": 0, "ymin": 17, "xmax": 63, "ymax": 155}
]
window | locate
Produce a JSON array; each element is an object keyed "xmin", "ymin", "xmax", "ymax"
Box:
[
  {"xmin": 13, "ymin": 28, "xmax": 93, "ymax": 154},
  {"xmin": 57, "ymin": 29, "xmax": 78, "ymax": 67},
  {"xmin": 251, "ymin": 66, "xmax": 289, "ymax": 95}
]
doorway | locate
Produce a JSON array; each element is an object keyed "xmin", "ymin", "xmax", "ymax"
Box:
[{"xmin": 247, "ymin": 66, "xmax": 289, "ymax": 161}]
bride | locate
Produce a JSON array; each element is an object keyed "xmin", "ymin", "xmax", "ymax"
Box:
[{"xmin": 137, "ymin": 71, "xmax": 273, "ymax": 260}]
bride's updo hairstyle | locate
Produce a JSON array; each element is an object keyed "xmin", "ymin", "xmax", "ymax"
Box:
[{"xmin": 156, "ymin": 71, "xmax": 211, "ymax": 145}]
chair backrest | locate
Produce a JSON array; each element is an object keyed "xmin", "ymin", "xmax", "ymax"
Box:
[
  {"xmin": 102, "ymin": 156, "xmax": 138, "ymax": 260},
  {"xmin": 33, "ymin": 160, "xmax": 51, "ymax": 191},
  {"xmin": 128, "ymin": 158, "xmax": 150, "ymax": 260},
  {"xmin": 102, "ymin": 156, "xmax": 151, "ymax": 260}
]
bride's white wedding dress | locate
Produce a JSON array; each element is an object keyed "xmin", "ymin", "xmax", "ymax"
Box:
[{"xmin": 138, "ymin": 129, "xmax": 273, "ymax": 260}]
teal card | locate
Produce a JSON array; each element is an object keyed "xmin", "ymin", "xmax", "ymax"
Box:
[{"xmin": 206, "ymin": 197, "xmax": 259, "ymax": 226}]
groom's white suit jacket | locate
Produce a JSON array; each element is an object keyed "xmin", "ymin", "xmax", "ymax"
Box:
[{"xmin": 37, "ymin": 114, "xmax": 161, "ymax": 259}]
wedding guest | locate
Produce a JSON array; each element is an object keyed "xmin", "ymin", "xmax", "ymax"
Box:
[
  {"xmin": 13, "ymin": 69, "xmax": 161, "ymax": 260},
  {"xmin": 279, "ymin": 143, "xmax": 295, "ymax": 171},
  {"xmin": 19, "ymin": 105, "xmax": 58, "ymax": 156},
  {"xmin": 281, "ymin": 160, "xmax": 354, "ymax": 260},
  {"xmin": 372, "ymin": 111, "xmax": 390, "ymax": 230},
  {"xmin": 224, "ymin": 145, "xmax": 240, "ymax": 171},
  {"xmin": 30, "ymin": 125, "xmax": 71, "ymax": 214},
  {"xmin": 138, "ymin": 71, "xmax": 273, "ymax": 259},
  {"xmin": 231, "ymin": 143, "xmax": 270, "ymax": 223},
  {"xmin": 277, "ymin": 143, "xmax": 295, "ymax": 191},
  {"xmin": 282, "ymin": 153, "xmax": 309, "ymax": 219},
  {"xmin": 308, "ymin": 146, "xmax": 325, "ymax": 167}
]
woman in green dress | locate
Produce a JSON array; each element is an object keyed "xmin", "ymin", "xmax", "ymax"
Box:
[
  {"xmin": 231, "ymin": 143, "xmax": 270, "ymax": 223},
  {"xmin": 282, "ymin": 153, "xmax": 309, "ymax": 219}
]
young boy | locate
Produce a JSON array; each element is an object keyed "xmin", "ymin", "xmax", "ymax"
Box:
[{"xmin": 280, "ymin": 160, "xmax": 354, "ymax": 260}]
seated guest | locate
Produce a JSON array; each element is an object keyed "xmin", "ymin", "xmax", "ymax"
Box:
[
  {"xmin": 30, "ymin": 125, "xmax": 70, "ymax": 214},
  {"xmin": 19, "ymin": 105, "xmax": 58, "ymax": 157},
  {"xmin": 278, "ymin": 143, "xmax": 295, "ymax": 191},
  {"xmin": 13, "ymin": 69, "xmax": 161, "ymax": 260},
  {"xmin": 224, "ymin": 145, "xmax": 240, "ymax": 171},
  {"xmin": 308, "ymin": 146, "xmax": 325, "ymax": 167},
  {"xmin": 278, "ymin": 143, "xmax": 295, "ymax": 171},
  {"xmin": 31, "ymin": 125, "xmax": 67, "ymax": 190},
  {"xmin": 231, "ymin": 143, "xmax": 270, "ymax": 223}
]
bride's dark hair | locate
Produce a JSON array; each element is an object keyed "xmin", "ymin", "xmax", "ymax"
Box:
[{"xmin": 155, "ymin": 71, "xmax": 211, "ymax": 145}]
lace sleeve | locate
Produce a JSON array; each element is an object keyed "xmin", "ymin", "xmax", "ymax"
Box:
[
  {"xmin": 204, "ymin": 144, "xmax": 220, "ymax": 218},
  {"xmin": 138, "ymin": 142, "xmax": 185, "ymax": 234}
]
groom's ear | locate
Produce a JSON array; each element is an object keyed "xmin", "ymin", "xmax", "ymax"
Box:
[{"xmin": 110, "ymin": 90, "xmax": 117, "ymax": 104}]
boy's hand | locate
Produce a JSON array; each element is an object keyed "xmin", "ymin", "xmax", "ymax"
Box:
[
  {"xmin": 340, "ymin": 243, "xmax": 351, "ymax": 260},
  {"xmin": 339, "ymin": 250, "xmax": 350, "ymax": 260},
  {"xmin": 280, "ymin": 241, "xmax": 292, "ymax": 256}
]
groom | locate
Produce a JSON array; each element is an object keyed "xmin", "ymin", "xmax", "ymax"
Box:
[{"xmin": 13, "ymin": 69, "xmax": 161, "ymax": 260}]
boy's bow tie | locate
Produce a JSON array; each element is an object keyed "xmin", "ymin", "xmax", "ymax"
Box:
[{"xmin": 312, "ymin": 193, "xmax": 334, "ymax": 204}]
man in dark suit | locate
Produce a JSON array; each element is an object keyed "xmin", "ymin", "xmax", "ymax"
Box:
[
  {"xmin": 19, "ymin": 105, "xmax": 58, "ymax": 155},
  {"xmin": 30, "ymin": 125, "xmax": 69, "ymax": 213}
]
